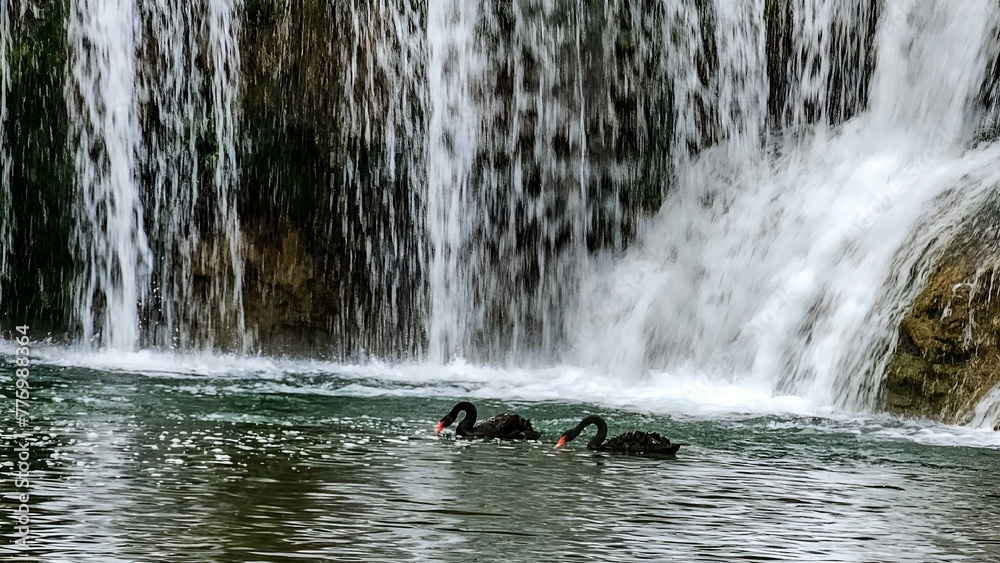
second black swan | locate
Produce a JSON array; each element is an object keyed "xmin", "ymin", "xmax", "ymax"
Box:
[
  {"xmin": 554, "ymin": 415, "xmax": 680, "ymax": 455},
  {"xmin": 435, "ymin": 401, "xmax": 540, "ymax": 440}
]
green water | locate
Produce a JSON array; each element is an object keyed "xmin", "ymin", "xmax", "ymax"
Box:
[{"xmin": 2, "ymin": 362, "xmax": 1000, "ymax": 562}]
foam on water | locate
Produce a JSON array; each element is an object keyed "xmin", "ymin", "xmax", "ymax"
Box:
[
  {"xmin": 15, "ymin": 341, "xmax": 813, "ymax": 416},
  {"xmin": 14, "ymin": 341, "xmax": 1000, "ymax": 448}
]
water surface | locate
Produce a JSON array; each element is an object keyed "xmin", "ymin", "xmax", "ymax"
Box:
[{"xmin": 2, "ymin": 357, "xmax": 999, "ymax": 562}]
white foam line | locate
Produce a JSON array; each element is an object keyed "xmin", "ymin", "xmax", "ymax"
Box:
[
  {"xmin": 7, "ymin": 343, "xmax": 999, "ymax": 448},
  {"xmin": 3, "ymin": 343, "xmax": 836, "ymax": 417}
]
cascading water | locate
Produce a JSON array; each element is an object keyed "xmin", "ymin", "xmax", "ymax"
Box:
[
  {"xmin": 206, "ymin": 0, "xmax": 246, "ymax": 350},
  {"xmin": 331, "ymin": 0, "xmax": 428, "ymax": 355},
  {"xmin": 972, "ymin": 381, "xmax": 1000, "ymax": 430},
  {"xmin": 712, "ymin": 0, "xmax": 767, "ymax": 152},
  {"xmin": 67, "ymin": 0, "xmax": 245, "ymax": 351},
  {"xmin": 67, "ymin": 0, "xmax": 151, "ymax": 350},
  {"xmin": 570, "ymin": 0, "xmax": 1000, "ymax": 413},
  {"xmin": 429, "ymin": 1, "xmax": 662, "ymax": 362},
  {"xmin": 142, "ymin": 0, "xmax": 204, "ymax": 349},
  {"xmin": 427, "ymin": 0, "xmax": 596, "ymax": 361},
  {"xmin": 8, "ymin": 0, "xmax": 1000, "ymax": 424},
  {"xmin": 426, "ymin": 0, "xmax": 482, "ymax": 362}
]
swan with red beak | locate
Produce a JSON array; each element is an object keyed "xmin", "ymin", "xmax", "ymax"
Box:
[
  {"xmin": 554, "ymin": 415, "xmax": 681, "ymax": 455},
  {"xmin": 434, "ymin": 401, "xmax": 540, "ymax": 440}
]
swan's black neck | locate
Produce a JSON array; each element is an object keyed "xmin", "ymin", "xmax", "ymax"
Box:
[
  {"xmin": 444, "ymin": 402, "xmax": 478, "ymax": 435},
  {"xmin": 567, "ymin": 415, "xmax": 608, "ymax": 450}
]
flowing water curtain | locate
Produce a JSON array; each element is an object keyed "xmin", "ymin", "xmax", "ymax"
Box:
[
  {"xmin": 139, "ymin": 0, "xmax": 245, "ymax": 351},
  {"xmin": 976, "ymin": 7, "xmax": 1000, "ymax": 139},
  {"xmin": 708, "ymin": 0, "xmax": 1000, "ymax": 408},
  {"xmin": 67, "ymin": 0, "xmax": 151, "ymax": 350},
  {"xmin": 207, "ymin": 0, "xmax": 247, "ymax": 351},
  {"xmin": 735, "ymin": 0, "xmax": 1000, "ymax": 408},
  {"xmin": 766, "ymin": 0, "xmax": 877, "ymax": 131},
  {"xmin": 565, "ymin": 0, "xmax": 745, "ymax": 373},
  {"xmin": 564, "ymin": 0, "xmax": 1000, "ymax": 410},
  {"xmin": 971, "ymin": 379, "xmax": 1000, "ymax": 429},
  {"xmin": 713, "ymin": 0, "xmax": 768, "ymax": 154},
  {"xmin": 429, "ymin": 0, "xmax": 623, "ymax": 363},
  {"xmin": 867, "ymin": 0, "xmax": 994, "ymax": 143},
  {"xmin": 68, "ymin": 0, "xmax": 246, "ymax": 351},
  {"xmin": 501, "ymin": 0, "xmax": 591, "ymax": 361},
  {"xmin": 140, "ymin": 0, "xmax": 206, "ymax": 350},
  {"xmin": 426, "ymin": 0, "xmax": 482, "ymax": 362},
  {"xmin": 803, "ymin": 0, "xmax": 1000, "ymax": 409},
  {"xmin": 330, "ymin": 0, "xmax": 427, "ymax": 357},
  {"xmin": 445, "ymin": 0, "xmax": 755, "ymax": 368}
]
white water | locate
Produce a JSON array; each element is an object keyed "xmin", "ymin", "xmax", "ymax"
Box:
[
  {"xmin": 336, "ymin": 0, "xmax": 427, "ymax": 352},
  {"xmin": 143, "ymin": 0, "xmax": 205, "ymax": 349},
  {"xmin": 17, "ymin": 341, "xmax": 1000, "ymax": 448},
  {"xmin": 426, "ymin": 0, "xmax": 482, "ymax": 362},
  {"xmin": 67, "ymin": 0, "xmax": 151, "ymax": 350},
  {"xmin": 68, "ymin": 0, "xmax": 245, "ymax": 350},
  {"xmin": 206, "ymin": 0, "xmax": 247, "ymax": 351},
  {"xmin": 712, "ymin": 0, "xmax": 767, "ymax": 154},
  {"xmin": 569, "ymin": 0, "xmax": 1000, "ymax": 415},
  {"xmin": 427, "ymin": 1, "xmax": 597, "ymax": 361}
]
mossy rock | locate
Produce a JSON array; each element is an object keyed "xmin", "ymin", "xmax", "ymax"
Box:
[{"xmin": 882, "ymin": 224, "xmax": 1000, "ymax": 424}]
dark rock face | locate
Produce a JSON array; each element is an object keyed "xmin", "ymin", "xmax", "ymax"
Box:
[
  {"xmin": 240, "ymin": 221, "xmax": 329, "ymax": 355},
  {"xmin": 882, "ymin": 221, "xmax": 1000, "ymax": 423},
  {"xmin": 238, "ymin": 1, "xmax": 428, "ymax": 358},
  {"xmin": 2, "ymin": 2, "xmax": 75, "ymax": 339}
]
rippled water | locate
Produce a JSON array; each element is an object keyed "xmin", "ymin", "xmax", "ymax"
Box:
[{"xmin": 2, "ymin": 355, "xmax": 1000, "ymax": 562}]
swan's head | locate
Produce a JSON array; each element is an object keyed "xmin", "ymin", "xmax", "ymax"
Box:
[
  {"xmin": 553, "ymin": 428, "xmax": 580, "ymax": 449},
  {"xmin": 435, "ymin": 415, "xmax": 455, "ymax": 436}
]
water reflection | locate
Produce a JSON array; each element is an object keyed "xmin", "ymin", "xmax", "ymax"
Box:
[{"xmin": 2, "ymin": 366, "xmax": 999, "ymax": 561}]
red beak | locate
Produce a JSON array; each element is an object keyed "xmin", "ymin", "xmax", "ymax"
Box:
[
  {"xmin": 554, "ymin": 436, "xmax": 567, "ymax": 449},
  {"xmin": 434, "ymin": 421, "xmax": 445, "ymax": 436}
]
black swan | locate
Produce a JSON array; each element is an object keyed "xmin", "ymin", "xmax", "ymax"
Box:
[
  {"xmin": 435, "ymin": 401, "xmax": 541, "ymax": 440},
  {"xmin": 554, "ymin": 415, "xmax": 680, "ymax": 455}
]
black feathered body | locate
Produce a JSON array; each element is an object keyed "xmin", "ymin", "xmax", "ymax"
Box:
[
  {"xmin": 465, "ymin": 413, "xmax": 541, "ymax": 440},
  {"xmin": 599, "ymin": 430, "xmax": 680, "ymax": 455},
  {"xmin": 438, "ymin": 402, "xmax": 540, "ymax": 440},
  {"xmin": 557, "ymin": 415, "xmax": 682, "ymax": 456}
]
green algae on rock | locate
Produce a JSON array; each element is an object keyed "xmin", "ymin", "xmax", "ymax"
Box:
[{"xmin": 882, "ymin": 215, "xmax": 1000, "ymax": 424}]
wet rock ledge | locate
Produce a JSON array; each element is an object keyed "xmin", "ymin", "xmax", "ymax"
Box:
[{"xmin": 882, "ymin": 214, "xmax": 1000, "ymax": 426}]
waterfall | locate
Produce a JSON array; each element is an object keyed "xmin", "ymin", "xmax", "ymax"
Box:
[
  {"xmin": 67, "ymin": 0, "xmax": 151, "ymax": 350},
  {"xmin": 570, "ymin": 0, "xmax": 1000, "ymax": 411},
  {"xmin": 712, "ymin": 0, "xmax": 767, "ymax": 152},
  {"xmin": 426, "ymin": 0, "xmax": 482, "ymax": 362},
  {"xmin": 67, "ymin": 0, "xmax": 245, "ymax": 350},
  {"xmin": 428, "ymin": 1, "xmax": 645, "ymax": 362},
  {"xmin": 9, "ymin": 0, "xmax": 1000, "ymax": 419},
  {"xmin": 332, "ymin": 0, "xmax": 428, "ymax": 355},
  {"xmin": 206, "ymin": 0, "xmax": 246, "ymax": 350},
  {"xmin": 142, "ymin": 0, "xmax": 206, "ymax": 349},
  {"xmin": 971, "ymin": 382, "xmax": 1000, "ymax": 430}
]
